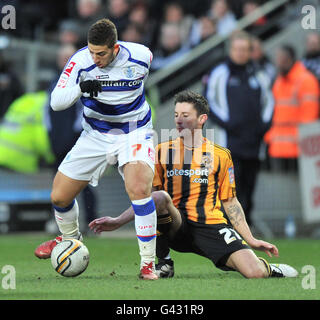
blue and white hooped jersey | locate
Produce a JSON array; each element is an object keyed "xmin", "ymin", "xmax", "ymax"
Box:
[{"xmin": 50, "ymin": 41, "xmax": 153, "ymax": 135}]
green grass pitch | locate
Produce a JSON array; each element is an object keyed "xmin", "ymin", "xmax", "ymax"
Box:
[{"xmin": 0, "ymin": 234, "xmax": 319, "ymax": 300}]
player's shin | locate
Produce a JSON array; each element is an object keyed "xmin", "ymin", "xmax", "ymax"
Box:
[
  {"xmin": 132, "ymin": 197, "xmax": 157, "ymax": 268},
  {"xmin": 156, "ymin": 213, "xmax": 172, "ymax": 259},
  {"xmin": 53, "ymin": 199, "xmax": 81, "ymax": 239},
  {"xmin": 258, "ymin": 257, "xmax": 271, "ymax": 277}
]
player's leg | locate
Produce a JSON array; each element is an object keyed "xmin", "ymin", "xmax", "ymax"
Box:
[
  {"xmin": 225, "ymin": 248, "xmax": 269, "ymax": 278},
  {"xmin": 151, "ymin": 190, "xmax": 182, "ymax": 278},
  {"xmin": 50, "ymin": 130, "xmax": 111, "ymax": 240},
  {"xmin": 189, "ymin": 224, "xmax": 269, "ymax": 278},
  {"xmin": 226, "ymin": 249, "xmax": 298, "ymax": 278},
  {"xmin": 35, "ymin": 131, "xmax": 108, "ymax": 259},
  {"xmin": 152, "ymin": 190, "xmax": 182, "ymax": 244},
  {"xmin": 51, "ymin": 171, "xmax": 89, "ymax": 239},
  {"xmin": 34, "ymin": 171, "xmax": 88, "ymax": 259},
  {"xmin": 123, "ymin": 160, "xmax": 158, "ymax": 280}
]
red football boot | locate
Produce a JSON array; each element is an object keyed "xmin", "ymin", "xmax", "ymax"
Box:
[
  {"xmin": 139, "ymin": 262, "xmax": 158, "ymax": 280},
  {"xmin": 34, "ymin": 236, "xmax": 62, "ymax": 259}
]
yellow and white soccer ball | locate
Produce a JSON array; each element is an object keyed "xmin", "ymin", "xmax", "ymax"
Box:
[{"xmin": 51, "ymin": 239, "xmax": 89, "ymax": 277}]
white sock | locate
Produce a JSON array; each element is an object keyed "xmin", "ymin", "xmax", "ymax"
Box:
[
  {"xmin": 53, "ymin": 199, "xmax": 80, "ymax": 239},
  {"xmin": 132, "ymin": 197, "xmax": 157, "ymax": 268}
]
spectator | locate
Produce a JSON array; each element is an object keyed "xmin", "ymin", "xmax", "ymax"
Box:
[
  {"xmin": 162, "ymin": 2, "xmax": 193, "ymax": 44},
  {"xmin": 188, "ymin": 16, "xmax": 217, "ymax": 48},
  {"xmin": 121, "ymin": 23, "xmax": 144, "ymax": 44},
  {"xmin": 16, "ymin": 0, "xmax": 68, "ymax": 40},
  {"xmin": 151, "ymin": 23, "xmax": 190, "ymax": 71},
  {"xmin": 242, "ymin": 0, "xmax": 269, "ymax": 38},
  {"xmin": 128, "ymin": 1, "xmax": 157, "ymax": 49},
  {"xmin": 0, "ymin": 53, "xmax": 24, "ymax": 120},
  {"xmin": 107, "ymin": 0, "xmax": 130, "ymax": 38},
  {"xmin": 251, "ymin": 36, "xmax": 276, "ymax": 87},
  {"xmin": 208, "ymin": 0, "xmax": 237, "ymax": 36},
  {"xmin": 302, "ymin": 32, "xmax": 320, "ymax": 84},
  {"xmin": 44, "ymin": 44, "xmax": 98, "ymax": 230},
  {"xmin": 228, "ymin": 0, "xmax": 244, "ymax": 19},
  {"xmin": 66, "ymin": 0, "xmax": 105, "ymax": 47},
  {"xmin": 0, "ymin": 90, "xmax": 54, "ymax": 173},
  {"xmin": 265, "ymin": 45, "xmax": 320, "ymax": 171},
  {"xmin": 58, "ymin": 20, "xmax": 82, "ymax": 46},
  {"xmin": 205, "ymin": 30, "xmax": 274, "ymax": 226},
  {"xmin": 242, "ymin": 0, "xmax": 267, "ymax": 27}
]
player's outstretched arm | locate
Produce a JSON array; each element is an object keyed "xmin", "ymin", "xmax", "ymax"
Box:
[
  {"xmin": 222, "ymin": 197, "xmax": 279, "ymax": 258},
  {"xmin": 51, "ymin": 83, "xmax": 83, "ymax": 111},
  {"xmin": 88, "ymin": 206, "xmax": 135, "ymax": 234}
]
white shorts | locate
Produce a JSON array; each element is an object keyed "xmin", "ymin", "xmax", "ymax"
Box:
[{"xmin": 58, "ymin": 127, "xmax": 155, "ymax": 187}]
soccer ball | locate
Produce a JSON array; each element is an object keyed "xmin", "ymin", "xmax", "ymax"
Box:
[{"xmin": 51, "ymin": 239, "xmax": 89, "ymax": 277}]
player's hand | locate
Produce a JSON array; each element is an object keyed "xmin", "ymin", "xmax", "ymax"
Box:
[
  {"xmin": 80, "ymin": 80, "xmax": 102, "ymax": 98},
  {"xmin": 248, "ymin": 239, "xmax": 279, "ymax": 258},
  {"xmin": 88, "ymin": 216, "xmax": 121, "ymax": 234}
]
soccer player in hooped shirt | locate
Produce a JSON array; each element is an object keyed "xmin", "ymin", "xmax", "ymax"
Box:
[
  {"xmin": 34, "ymin": 19, "xmax": 158, "ymax": 280},
  {"xmin": 89, "ymin": 91, "xmax": 298, "ymax": 279}
]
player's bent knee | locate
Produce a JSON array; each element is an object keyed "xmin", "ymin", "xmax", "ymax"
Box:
[
  {"xmin": 151, "ymin": 190, "xmax": 171, "ymax": 214},
  {"xmin": 127, "ymin": 184, "xmax": 151, "ymax": 200},
  {"xmin": 243, "ymin": 267, "xmax": 266, "ymax": 279},
  {"xmin": 50, "ymin": 191, "xmax": 71, "ymax": 209}
]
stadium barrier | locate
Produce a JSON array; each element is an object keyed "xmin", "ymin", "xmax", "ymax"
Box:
[{"xmin": 0, "ymin": 169, "xmax": 52, "ymax": 232}]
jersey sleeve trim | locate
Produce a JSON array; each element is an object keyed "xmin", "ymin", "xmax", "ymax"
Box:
[
  {"xmin": 119, "ymin": 44, "xmax": 149, "ymax": 69},
  {"xmin": 76, "ymin": 64, "xmax": 97, "ymax": 84}
]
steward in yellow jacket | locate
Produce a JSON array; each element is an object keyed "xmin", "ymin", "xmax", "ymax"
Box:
[{"xmin": 0, "ymin": 91, "xmax": 54, "ymax": 173}]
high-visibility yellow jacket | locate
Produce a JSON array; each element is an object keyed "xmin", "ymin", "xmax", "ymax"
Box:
[{"xmin": 0, "ymin": 91, "xmax": 54, "ymax": 173}]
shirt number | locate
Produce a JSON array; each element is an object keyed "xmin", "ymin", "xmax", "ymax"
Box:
[{"xmin": 219, "ymin": 227, "xmax": 242, "ymax": 244}]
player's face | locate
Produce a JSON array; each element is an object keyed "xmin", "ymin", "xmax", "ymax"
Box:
[
  {"xmin": 88, "ymin": 43, "xmax": 120, "ymax": 68},
  {"xmin": 174, "ymin": 102, "xmax": 206, "ymax": 138}
]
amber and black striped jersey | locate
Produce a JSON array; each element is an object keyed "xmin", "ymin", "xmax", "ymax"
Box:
[{"xmin": 153, "ymin": 137, "xmax": 236, "ymax": 224}]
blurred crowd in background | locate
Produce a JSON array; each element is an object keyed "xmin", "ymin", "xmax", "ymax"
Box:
[
  {"xmin": 0, "ymin": 0, "xmax": 319, "ymax": 233},
  {"xmin": 0, "ymin": 0, "xmax": 284, "ymax": 71},
  {"xmin": 0, "ymin": 0, "xmax": 319, "ymax": 174},
  {"xmin": 0, "ymin": 0, "xmax": 276, "ymax": 54}
]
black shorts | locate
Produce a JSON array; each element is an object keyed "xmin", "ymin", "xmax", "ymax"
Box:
[{"xmin": 168, "ymin": 212, "xmax": 249, "ymax": 271}]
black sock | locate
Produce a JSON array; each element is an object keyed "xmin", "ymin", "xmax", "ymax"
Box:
[{"xmin": 156, "ymin": 213, "xmax": 172, "ymax": 259}]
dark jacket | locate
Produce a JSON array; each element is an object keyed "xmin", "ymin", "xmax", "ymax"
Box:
[{"xmin": 205, "ymin": 58, "xmax": 274, "ymax": 159}]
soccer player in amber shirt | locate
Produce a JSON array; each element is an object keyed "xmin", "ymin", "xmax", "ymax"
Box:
[{"xmin": 90, "ymin": 91, "xmax": 298, "ymax": 279}]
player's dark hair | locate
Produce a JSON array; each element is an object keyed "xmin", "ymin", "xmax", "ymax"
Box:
[
  {"xmin": 174, "ymin": 90, "xmax": 210, "ymax": 117},
  {"xmin": 88, "ymin": 18, "xmax": 118, "ymax": 48}
]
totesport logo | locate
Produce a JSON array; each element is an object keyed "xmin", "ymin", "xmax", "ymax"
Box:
[
  {"xmin": 166, "ymin": 168, "xmax": 209, "ymax": 178},
  {"xmin": 166, "ymin": 168, "xmax": 209, "ymax": 184}
]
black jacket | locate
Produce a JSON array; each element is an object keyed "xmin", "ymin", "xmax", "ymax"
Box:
[{"xmin": 205, "ymin": 58, "xmax": 274, "ymax": 159}]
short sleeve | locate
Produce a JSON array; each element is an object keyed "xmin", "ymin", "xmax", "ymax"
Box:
[{"xmin": 218, "ymin": 156, "xmax": 236, "ymax": 201}]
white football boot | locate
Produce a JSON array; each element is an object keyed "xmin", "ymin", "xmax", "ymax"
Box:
[{"xmin": 269, "ymin": 264, "xmax": 299, "ymax": 277}]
